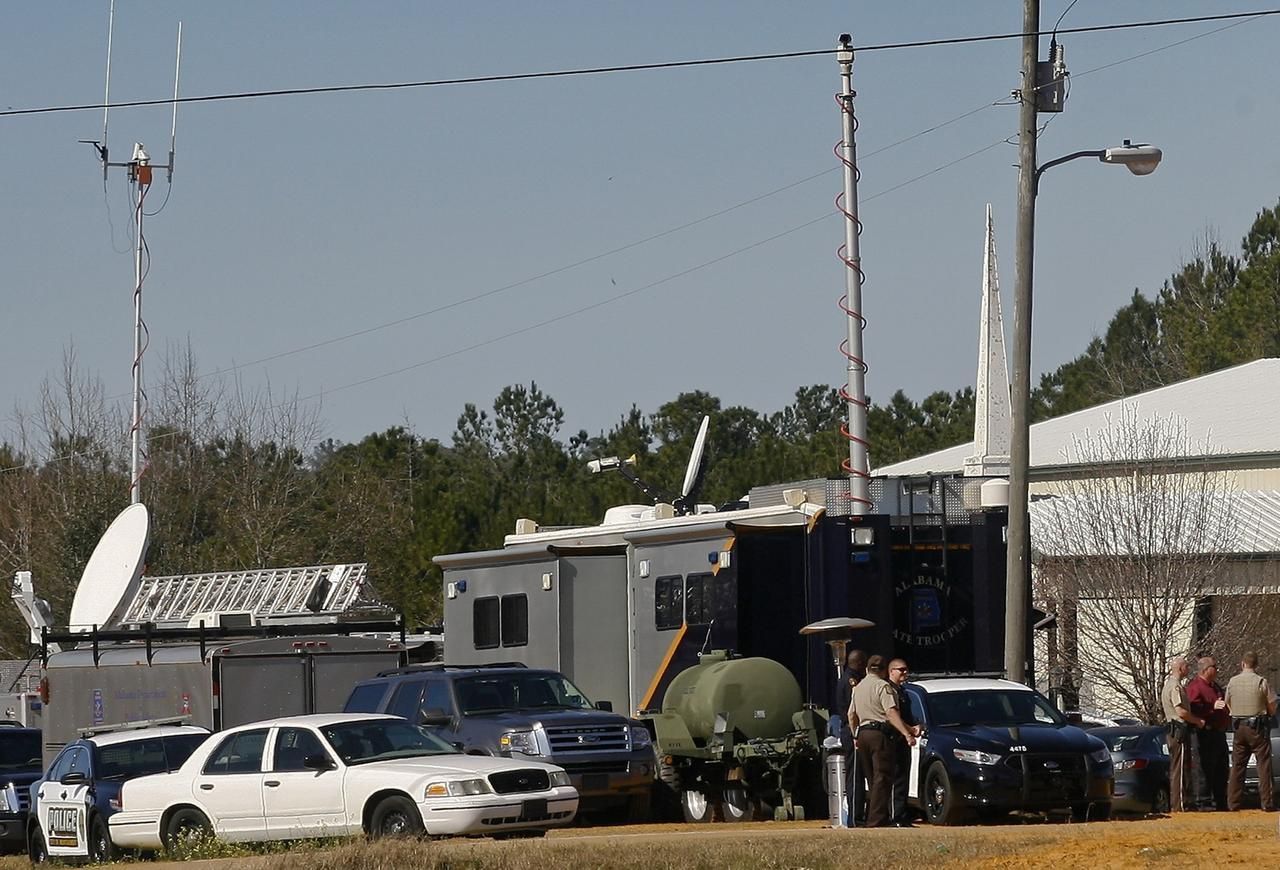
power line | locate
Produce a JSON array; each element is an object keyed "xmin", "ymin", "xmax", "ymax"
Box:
[{"xmin": 3, "ymin": 9, "xmax": 1278, "ymax": 119}]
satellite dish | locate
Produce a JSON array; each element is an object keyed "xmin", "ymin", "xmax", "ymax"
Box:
[
  {"xmin": 680, "ymin": 415, "xmax": 711, "ymax": 500},
  {"xmin": 69, "ymin": 503, "xmax": 150, "ymax": 632}
]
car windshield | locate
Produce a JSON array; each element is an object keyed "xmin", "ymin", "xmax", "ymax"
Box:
[
  {"xmin": 96, "ymin": 734, "xmax": 209, "ymax": 781},
  {"xmin": 454, "ymin": 673, "xmax": 594, "ymax": 715},
  {"xmin": 321, "ymin": 719, "xmax": 457, "ymax": 765},
  {"xmin": 0, "ymin": 732, "xmax": 41, "ymax": 771},
  {"xmin": 927, "ymin": 690, "xmax": 1067, "ymax": 727}
]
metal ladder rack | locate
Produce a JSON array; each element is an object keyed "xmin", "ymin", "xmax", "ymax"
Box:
[{"xmin": 119, "ymin": 563, "xmax": 369, "ymax": 627}]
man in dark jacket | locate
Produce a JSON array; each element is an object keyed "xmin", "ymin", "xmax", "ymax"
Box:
[
  {"xmin": 835, "ymin": 649, "xmax": 867, "ymax": 824},
  {"xmin": 1186, "ymin": 656, "xmax": 1230, "ymax": 810}
]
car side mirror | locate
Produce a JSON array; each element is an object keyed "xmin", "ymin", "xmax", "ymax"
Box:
[
  {"xmin": 60, "ymin": 771, "xmax": 88, "ymax": 786},
  {"xmin": 451, "ymin": 741, "xmax": 465, "ymax": 752},
  {"xmin": 303, "ymin": 754, "xmax": 336, "ymax": 771},
  {"xmin": 594, "ymin": 701, "xmax": 613, "ymax": 712},
  {"xmin": 1066, "ymin": 712, "xmax": 1084, "ymax": 726},
  {"xmin": 418, "ymin": 708, "xmax": 452, "ymax": 728}
]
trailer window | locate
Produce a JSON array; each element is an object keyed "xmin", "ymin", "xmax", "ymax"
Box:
[
  {"xmin": 501, "ymin": 594, "xmax": 528, "ymax": 647},
  {"xmin": 654, "ymin": 575, "xmax": 683, "ymax": 631},
  {"xmin": 474, "ymin": 597, "xmax": 500, "ymax": 649},
  {"xmin": 685, "ymin": 573, "xmax": 715, "ymax": 626}
]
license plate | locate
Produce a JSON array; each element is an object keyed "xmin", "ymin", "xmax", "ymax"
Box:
[{"xmin": 520, "ymin": 798, "xmax": 548, "ymax": 821}]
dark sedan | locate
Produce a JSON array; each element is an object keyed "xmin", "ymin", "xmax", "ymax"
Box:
[
  {"xmin": 1092, "ymin": 726, "xmax": 1170, "ymax": 815},
  {"xmin": 902, "ymin": 679, "xmax": 1113, "ymax": 825}
]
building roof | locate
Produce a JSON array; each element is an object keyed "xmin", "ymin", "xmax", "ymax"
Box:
[
  {"xmin": 1030, "ymin": 489, "xmax": 1280, "ymax": 556},
  {"xmin": 874, "ymin": 358, "xmax": 1280, "ymax": 476}
]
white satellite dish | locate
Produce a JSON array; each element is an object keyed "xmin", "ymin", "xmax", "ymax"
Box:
[
  {"xmin": 69, "ymin": 503, "xmax": 150, "ymax": 632},
  {"xmin": 680, "ymin": 415, "xmax": 711, "ymax": 499}
]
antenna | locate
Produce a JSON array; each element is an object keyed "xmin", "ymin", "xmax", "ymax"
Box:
[
  {"xmin": 84, "ymin": 8, "xmax": 185, "ymax": 505},
  {"xmin": 588, "ymin": 415, "xmax": 712, "ymax": 516}
]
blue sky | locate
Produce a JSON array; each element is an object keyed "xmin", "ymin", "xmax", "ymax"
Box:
[{"xmin": 3, "ymin": 2, "xmax": 1277, "ymax": 447}]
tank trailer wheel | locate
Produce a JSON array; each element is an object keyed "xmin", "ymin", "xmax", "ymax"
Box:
[
  {"xmin": 721, "ymin": 784, "xmax": 765, "ymax": 822},
  {"xmin": 680, "ymin": 788, "xmax": 716, "ymax": 823}
]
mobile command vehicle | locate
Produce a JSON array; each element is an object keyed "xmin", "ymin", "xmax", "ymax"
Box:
[
  {"xmin": 435, "ymin": 472, "xmax": 1011, "ymax": 727},
  {"xmin": 109, "ymin": 713, "xmax": 578, "ymax": 849},
  {"xmin": 27, "ymin": 720, "xmax": 209, "ymax": 862},
  {"xmin": 344, "ymin": 663, "xmax": 654, "ymax": 819}
]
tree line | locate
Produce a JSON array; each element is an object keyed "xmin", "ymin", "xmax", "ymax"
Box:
[{"xmin": 1, "ymin": 197, "xmax": 1277, "ymax": 656}]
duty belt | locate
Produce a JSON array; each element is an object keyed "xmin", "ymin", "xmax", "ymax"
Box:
[{"xmin": 1233, "ymin": 715, "xmax": 1269, "ymax": 730}]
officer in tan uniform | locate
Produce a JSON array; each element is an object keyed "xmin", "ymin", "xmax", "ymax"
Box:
[
  {"xmin": 1163, "ymin": 655, "xmax": 1204, "ymax": 812},
  {"xmin": 847, "ymin": 655, "xmax": 917, "ymax": 827},
  {"xmin": 1226, "ymin": 651, "xmax": 1277, "ymax": 811}
]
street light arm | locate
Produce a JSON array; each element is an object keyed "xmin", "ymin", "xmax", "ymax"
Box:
[{"xmin": 1033, "ymin": 149, "xmax": 1105, "ymax": 193}]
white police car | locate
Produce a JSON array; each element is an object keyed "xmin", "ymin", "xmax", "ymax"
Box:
[{"xmin": 28, "ymin": 720, "xmax": 209, "ymax": 862}]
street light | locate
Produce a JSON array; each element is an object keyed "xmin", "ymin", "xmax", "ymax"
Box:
[
  {"xmin": 1003, "ymin": 138, "xmax": 1163, "ymax": 685},
  {"xmin": 1035, "ymin": 140, "xmax": 1163, "ymax": 191}
]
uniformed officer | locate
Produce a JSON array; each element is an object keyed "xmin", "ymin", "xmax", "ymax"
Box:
[
  {"xmin": 886, "ymin": 657, "xmax": 921, "ymax": 827},
  {"xmin": 834, "ymin": 650, "xmax": 868, "ymax": 825},
  {"xmin": 1162, "ymin": 655, "xmax": 1204, "ymax": 812},
  {"xmin": 1226, "ymin": 651, "xmax": 1277, "ymax": 811},
  {"xmin": 847, "ymin": 655, "xmax": 917, "ymax": 828}
]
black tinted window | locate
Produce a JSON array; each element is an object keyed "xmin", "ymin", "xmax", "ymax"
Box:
[
  {"xmin": 501, "ymin": 595, "xmax": 528, "ymax": 647},
  {"xmin": 654, "ymin": 575, "xmax": 683, "ymax": 630},
  {"xmin": 474, "ymin": 597, "xmax": 500, "ymax": 649},
  {"xmin": 927, "ymin": 690, "xmax": 1066, "ymax": 728},
  {"xmin": 163, "ymin": 734, "xmax": 209, "ymax": 769},
  {"xmin": 0, "ymin": 732, "xmax": 41, "ymax": 771},
  {"xmin": 273, "ymin": 728, "xmax": 329, "ymax": 772},
  {"xmin": 96, "ymin": 738, "xmax": 169, "ymax": 780},
  {"xmin": 685, "ymin": 573, "xmax": 714, "ymax": 625},
  {"xmin": 388, "ymin": 681, "xmax": 426, "ymax": 721},
  {"xmin": 203, "ymin": 729, "xmax": 269, "ymax": 775},
  {"xmin": 345, "ymin": 683, "xmax": 387, "ymax": 713},
  {"xmin": 47, "ymin": 747, "xmax": 78, "ymax": 781},
  {"xmin": 422, "ymin": 681, "xmax": 453, "ymax": 716}
]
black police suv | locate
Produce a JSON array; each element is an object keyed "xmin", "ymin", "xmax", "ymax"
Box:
[
  {"xmin": 344, "ymin": 664, "xmax": 655, "ymax": 820},
  {"xmin": 0, "ymin": 727, "xmax": 42, "ymax": 854},
  {"xmin": 901, "ymin": 678, "xmax": 1113, "ymax": 824}
]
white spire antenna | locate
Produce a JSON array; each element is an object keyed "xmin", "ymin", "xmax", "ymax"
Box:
[
  {"xmin": 82, "ymin": 7, "xmax": 186, "ymax": 505},
  {"xmin": 965, "ymin": 204, "xmax": 1012, "ymax": 477}
]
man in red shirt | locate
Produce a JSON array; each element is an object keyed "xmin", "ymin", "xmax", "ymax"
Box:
[{"xmin": 1186, "ymin": 656, "xmax": 1230, "ymax": 810}]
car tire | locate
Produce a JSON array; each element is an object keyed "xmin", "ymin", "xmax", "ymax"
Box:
[
  {"xmin": 164, "ymin": 807, "xmax": 213, "ymax": 853},
  {"xmin": 679, "ymin": 788, "xmax": 715, "ymax": 823},
  {"xmin": 721, "ymin": 784, "xmax": 763, "ymax": 822},
  {"xmin": 1152, "ymin": 786, "xmax": 1170, "ymax": 815},
  {"xmin": 88, "ymin": 813, "xmax": 114, "ymax": 862},
  {"xmin": 27, "ymin": 826, "xmax": 48, "ymax": 864},
  {"xmin": 369, "ymin": 795, "xmax": 425, "ymax": 839},
  {"xmin": 923, "ymin": 763, "xmax": 966, "ymax": 826},
  {"xmin": 1070, "ymin": 801, "xmax": 1110, "ymax": 822}
]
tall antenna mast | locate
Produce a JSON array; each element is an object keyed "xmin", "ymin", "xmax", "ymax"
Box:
[
  {"xmin": 83, "ymin": 10, "xmax": 184, "ymax": 505},
  {"xmin": 835, "ymin": 34, "xmax": 871, "ymax": 515}
]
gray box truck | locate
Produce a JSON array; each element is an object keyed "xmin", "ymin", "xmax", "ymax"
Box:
[{"xmin": 38, "ymin": 621, "xmax": 406, "ymax": 764}]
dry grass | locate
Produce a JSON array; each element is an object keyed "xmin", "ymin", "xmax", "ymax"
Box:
[{"xmin": 3, "ymin": 812, "xmax": 1276, "ymax": 870}]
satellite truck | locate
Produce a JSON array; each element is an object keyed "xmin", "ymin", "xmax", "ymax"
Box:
[
  {"xmin": 435, "ymin": 416, "xmax": 1013, "ymax": 819},
  {"xmin": 16, "ymin": 504, "xmax": 415, "ymax": 764}
]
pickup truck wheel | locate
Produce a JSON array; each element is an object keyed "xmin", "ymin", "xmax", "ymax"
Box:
[
  {"xmin": 164, "ymin": 807, "xmax": 213, "ymax": 853},
  {"xmin": 370, "ymin": 796, "xmax": 425, "ymax": 839},
  {"xmin": 27, "ymin": 826, "xmax": 48, "ymax": 864},
  {"xmin": 923, "ymin": 763, "xmax": 966, "ymax": 826},
  {"xmin": 88, "ymin": 814, "xmax": 114, "ymax": 862},
  {"xmin": 679, "ymin": 789, "xmax": 715, "ymax": 823}
]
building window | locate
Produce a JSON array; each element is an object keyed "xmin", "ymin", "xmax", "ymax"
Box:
[
  {"xmin": 685, "ymin": 572, "xmax": 715, "ymax": 625},
  {"xmin": 655, "ymin": 575, "xmax": 684, "ymax": 631},
  {"xmin": 474, "ymin": 597, "xmax": 500, "ymax": 649},
  {"xmin": 501, "ymin": 594, "xmax": 529, "ymax": 647}
]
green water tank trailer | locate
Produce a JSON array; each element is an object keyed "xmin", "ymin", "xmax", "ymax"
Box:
[{"xmin": 660, "ymin": 652, "xmax": 803, "ymax": 742}]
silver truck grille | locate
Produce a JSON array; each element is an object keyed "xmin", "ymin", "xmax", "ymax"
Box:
[{"xmin": 544, "ymin": 724, "xmax": 629, "ymax": 753}]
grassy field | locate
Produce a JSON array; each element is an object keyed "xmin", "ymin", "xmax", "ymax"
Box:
[{"xmin": 2, "ymin": 812, "xmax": 1275, "ymax": 869}]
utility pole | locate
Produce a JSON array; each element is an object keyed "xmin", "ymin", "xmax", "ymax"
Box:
[{"xmin": 1004, "ymin": 0, "xmax": 1040, "ymax": 683}]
